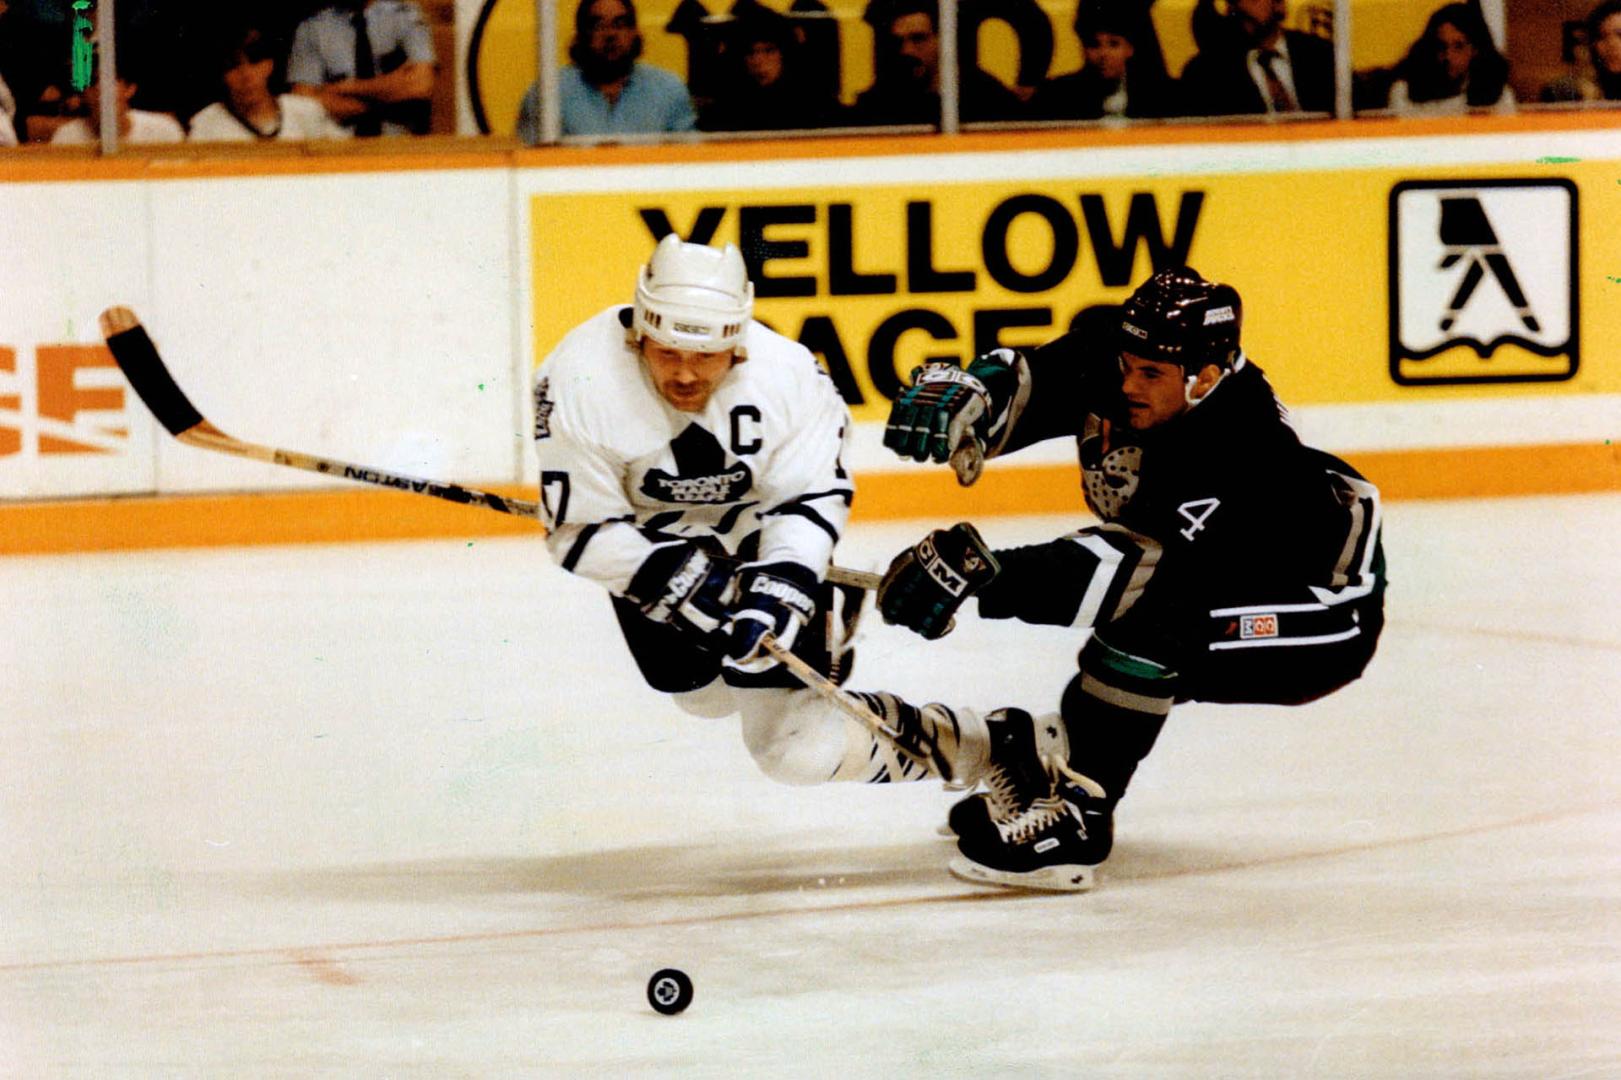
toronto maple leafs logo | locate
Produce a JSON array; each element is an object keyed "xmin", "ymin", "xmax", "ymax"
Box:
[{"xmin": 640, "ymin": 423, "xmax": 754, "ymax": 505}]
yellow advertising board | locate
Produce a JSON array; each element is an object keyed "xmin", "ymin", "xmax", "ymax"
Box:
[{"xmin": 531, "ymin": 158, "xmax": 1617, "ymax": 423}]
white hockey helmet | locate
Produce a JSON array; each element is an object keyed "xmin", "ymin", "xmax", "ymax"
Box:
[{"xmin": 632, "ymin": 234, "xmax": 754, "ymax": 352}]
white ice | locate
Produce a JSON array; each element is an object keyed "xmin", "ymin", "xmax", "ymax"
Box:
[{"xmin": 2, "ymin": 495, "xmax": 1618, "ymax": 1078}]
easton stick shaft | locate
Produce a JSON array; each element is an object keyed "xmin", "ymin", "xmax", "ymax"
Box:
[{"xmin": 99, "ymin": 307, "xmax": 883, "ymax": 592}]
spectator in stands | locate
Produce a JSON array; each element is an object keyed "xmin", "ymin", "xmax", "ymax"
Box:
[
  {"xmin": 1386, "ymin": 3, "xmax": 1514, "ymax": 116},
  {"xmin": 699, "ymin": 8, "xmax": 845, "ymax": 132},
  {"xmin": 288, "ymin": 0, "xmax": 436, "ymax": 137},
  {"xmin": 50, "ymin": 72, "xmax": 183, "ymax": 145},
  {"xmin": 1540, "ymin": 0, "xmax": 1621, "ymax": 104},
  {"xmin": 0, "ymin": 71, "xmax": 17, "ymax": 146},
  {"xmin": 1177, "ymin": 0, "xmax": 1335, "ymax": 118},
  {"xmin": 189, "ymin": 28, "xmax": 351, "ymax": 143},
  {"xmin": 518, "ymin": 0, "xmax": 695, "ymax": 143},
  {"xmin": 850, "ymin": 0, "xmax": 1026, "ymax": 125},
  {"xmin": 1030, "ymin": 1, "xmax": 1173, "ymax": 121}
]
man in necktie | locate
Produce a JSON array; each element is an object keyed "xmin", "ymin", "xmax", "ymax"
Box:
[
  {"xmin": 1177, "ymin": 0, "xmax": 1334, "ymax": 118},
  {"xmin": 1256, "ymin": 45, "xmax": 1297, "ymax": 113},
  {"xmin": 289, "ymin": 0, "xmax": 437, "ymax": 137}
]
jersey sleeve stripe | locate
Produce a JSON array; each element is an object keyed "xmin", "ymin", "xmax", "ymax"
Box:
[
  {"xmin": 1064, "ymin": 533, "xmax": 1129, "ymax": 628},
  {"xmin": 768, "ymin": 486, "xmax": 855, "ymax": 510},
  {"xmin": 760, "ymin": 502, "xmax": 842, "ymax": 544},
  {"xmin": 1062, "ymin": 525, "xmax": 1160, "ymax": 628},
  {"xmin": 715, "ymin": 500, "xmax": 759, "ymax": 535},
  {"xmin": 560, "ymin": 522, "xmax": 603, "ymax": 572}
]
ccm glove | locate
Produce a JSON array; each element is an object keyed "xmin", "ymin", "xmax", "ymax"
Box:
[
  {"xmin": 624, "ymin": 542, "xmax": 737, "ymax": 650},
  {"xmin": 882, "ymin": 349, "xmax": 1029, "ymax": 481},
  {"xmin": 723, "ymin": 562, "xmax": 820, "ymax": 675},
  {"xmin": 878, "ymin": 523, "xmax": 1001, "ymax": 640}
]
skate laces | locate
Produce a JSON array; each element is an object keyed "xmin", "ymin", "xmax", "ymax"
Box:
[
  {"xmin": 997, "ymin": 754, "xmax": 1107, "ymax": 846},
  {"xmin": 1001, "ymin": 792, "xmax": 1072, "ymax": 844},
  {"xmin": 1046, "ymin": 755, "xmax": 1107, "ymax": 800}
]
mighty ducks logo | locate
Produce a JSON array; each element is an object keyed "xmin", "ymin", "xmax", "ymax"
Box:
[
  {"xmin": 1079, "ymin": 415, "xmax": 1142, "ymax": 520},
  {"xmin": 1388, "ymin": 179, "xmax": 1578, "ymax": 385},
  {"xmin": 641, "ymin": 423, "xmax": 753, "ymax": 504}
]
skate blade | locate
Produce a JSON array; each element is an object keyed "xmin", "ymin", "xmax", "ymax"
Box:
[{"xmin": 948, "ymin": 855, "xmax": 1096, "ymax": 893}]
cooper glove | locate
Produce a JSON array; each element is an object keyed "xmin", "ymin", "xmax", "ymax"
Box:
[{"xmin": 723, "ymin": 562, "xmax": 820, "ymax": 675}]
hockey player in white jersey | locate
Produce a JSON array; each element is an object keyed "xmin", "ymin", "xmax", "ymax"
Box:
[{"xmin": 534, "ymin": 234, "xmax": 992, "ymax": 788}]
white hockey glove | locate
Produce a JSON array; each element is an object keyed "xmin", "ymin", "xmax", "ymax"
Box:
[
  {"xmin": 723, "ymin": 563, "xmax": 819, "ymax": 676},
  {"xmin": 882, "ymin": 348, "xmax": 1031, "ymax": 486},
  {"xmin": 624, "ymin": 542, "xmax": 737, "ymax": 650}
]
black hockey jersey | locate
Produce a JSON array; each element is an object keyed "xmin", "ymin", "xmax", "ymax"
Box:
[{"xmin": 976, "ymin": 332, "xmax": 1383, "ymax": 631}]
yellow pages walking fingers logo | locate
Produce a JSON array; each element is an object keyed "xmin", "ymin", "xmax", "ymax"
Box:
[{"xmin": 1388, "ymin": 178, "xmax": 1579, "ymax": 386}]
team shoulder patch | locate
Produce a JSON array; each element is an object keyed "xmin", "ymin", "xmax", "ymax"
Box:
[{"xmin": 532, "ymin": 377, "xmax": 556, "ymax": 439}]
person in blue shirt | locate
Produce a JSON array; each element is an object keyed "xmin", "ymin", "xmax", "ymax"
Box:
[
  {"xmin": 288, "ymin": 0, "xmax": 437, "ymax": 136},
  {"xmin": 517, "ymin": 0, "xmax": 696, "ymax": 143}
]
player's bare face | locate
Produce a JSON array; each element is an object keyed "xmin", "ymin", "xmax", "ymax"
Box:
[
  {"xmin": 1119, "ymin": 351, "xmax": 1189, "ymax": 430},
  {"xmin": 642, "ymin": 341, "xmax": 735, "ymax": 412}
]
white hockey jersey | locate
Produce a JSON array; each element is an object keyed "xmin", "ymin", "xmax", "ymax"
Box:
[{"xmin": 533, "ymin": 306, "xmax": 853, "ymax": 595}]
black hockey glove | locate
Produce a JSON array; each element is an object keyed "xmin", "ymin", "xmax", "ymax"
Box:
[
  {"xmin": 624, "ymin": 542, "xmax": 737, "ymax": 650},
  {"xmin": 882, "ymin": 348, "xmax": 1029, "ymax": 485},
  {"xmin": 723, "ymin": 562, "xmax": 820, "ymax": 675},
  {"xmin": 877, "ymin": 523, "xmax": 1001, "ymax": 640}
]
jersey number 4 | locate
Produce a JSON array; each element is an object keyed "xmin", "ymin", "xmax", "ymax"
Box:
[{"xmin": 1177, "ymin": 498, "xmax": 1220, "ymax": 541}]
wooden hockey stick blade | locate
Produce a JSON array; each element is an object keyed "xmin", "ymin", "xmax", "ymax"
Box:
[
  {"xmin": 759, "ymin": 634, "xmax": 934, "ymax": 773},
  {"xmin": 101, "ymin": 305, "xmax": 541, "ymax": 518},
  {"xmin": 98, "ymin": 306, "xmax": 883, "ymax": 591},
  {"xmin": 100, "ymin": 307, "xmax": 206, "ymax": 437}
]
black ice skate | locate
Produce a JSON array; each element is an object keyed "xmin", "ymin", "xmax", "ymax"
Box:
[
  {"xmin": 938, "ymin": 791, "xmax": 990, "ymax": 839},
  {"xmin": 936, "ymin": 709, "xmax": 1043, "ymax": 839},
  {"xmin": 949, "ymin": 708, "xmax": 1112, "ymax": 892}
]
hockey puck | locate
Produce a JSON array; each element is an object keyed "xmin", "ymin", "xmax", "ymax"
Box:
[{"xmin": 646, "ymin": 968, "xmax": 693, "ymax": 1015}]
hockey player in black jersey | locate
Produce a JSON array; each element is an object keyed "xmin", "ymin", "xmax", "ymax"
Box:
[{"xmin": 877, "ymin": 267, "xmax": 1387, "ymax": 891}]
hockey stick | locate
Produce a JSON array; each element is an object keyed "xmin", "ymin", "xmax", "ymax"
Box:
[
  {"xmin": 759, "ymin": 634, "xmax": 933, "ymax": 777},
  {"xmin": 99, "ymin": 307, "xmax": 882, "ymax": 591}
]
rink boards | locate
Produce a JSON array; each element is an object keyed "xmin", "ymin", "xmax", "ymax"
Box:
[{"xmin": 1, "ymin": 116, "xmax": 1618, "ymax": 551}]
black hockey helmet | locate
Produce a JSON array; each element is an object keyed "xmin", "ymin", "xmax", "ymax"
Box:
[{"xmin": 1118, "ymin": 267, "xmax": 1242, "ymax": 371}]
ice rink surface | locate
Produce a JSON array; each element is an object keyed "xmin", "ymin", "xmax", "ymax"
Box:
[{"xmin": 3, "ymin": 494, "xmax": 1618, "ymax": 1078}]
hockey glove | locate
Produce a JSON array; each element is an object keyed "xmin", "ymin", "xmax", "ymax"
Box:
[
  {"xmin": 878, "ymin": 523, "xmax": 1001, "ymax": 640},
  {"xmin": 723, "ymin": 562, "xmax": 820, "ymax": 675},
  {"xmin": 882, "ymin": 349, "xmax": 1030, "ymax": 485},
  {"xmin": 624, "ymin": 542, "xmax": 737, "ymax": 651}
]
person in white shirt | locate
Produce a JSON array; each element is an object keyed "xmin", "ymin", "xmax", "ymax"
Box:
[
  {"xmin": 189, "ymin": 29, "xmax": 351, "ymax": 143},
  {"xmin": 534, "ymin": 236, "xmax": 993, "ymax": 790},
  {"xmin": 50, "ymin": 75, "xmax": 183, "ymax": 146},
  {"xmin": 1387, "ymin": 3, "xmax": 1515, "ymax": 117}
]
